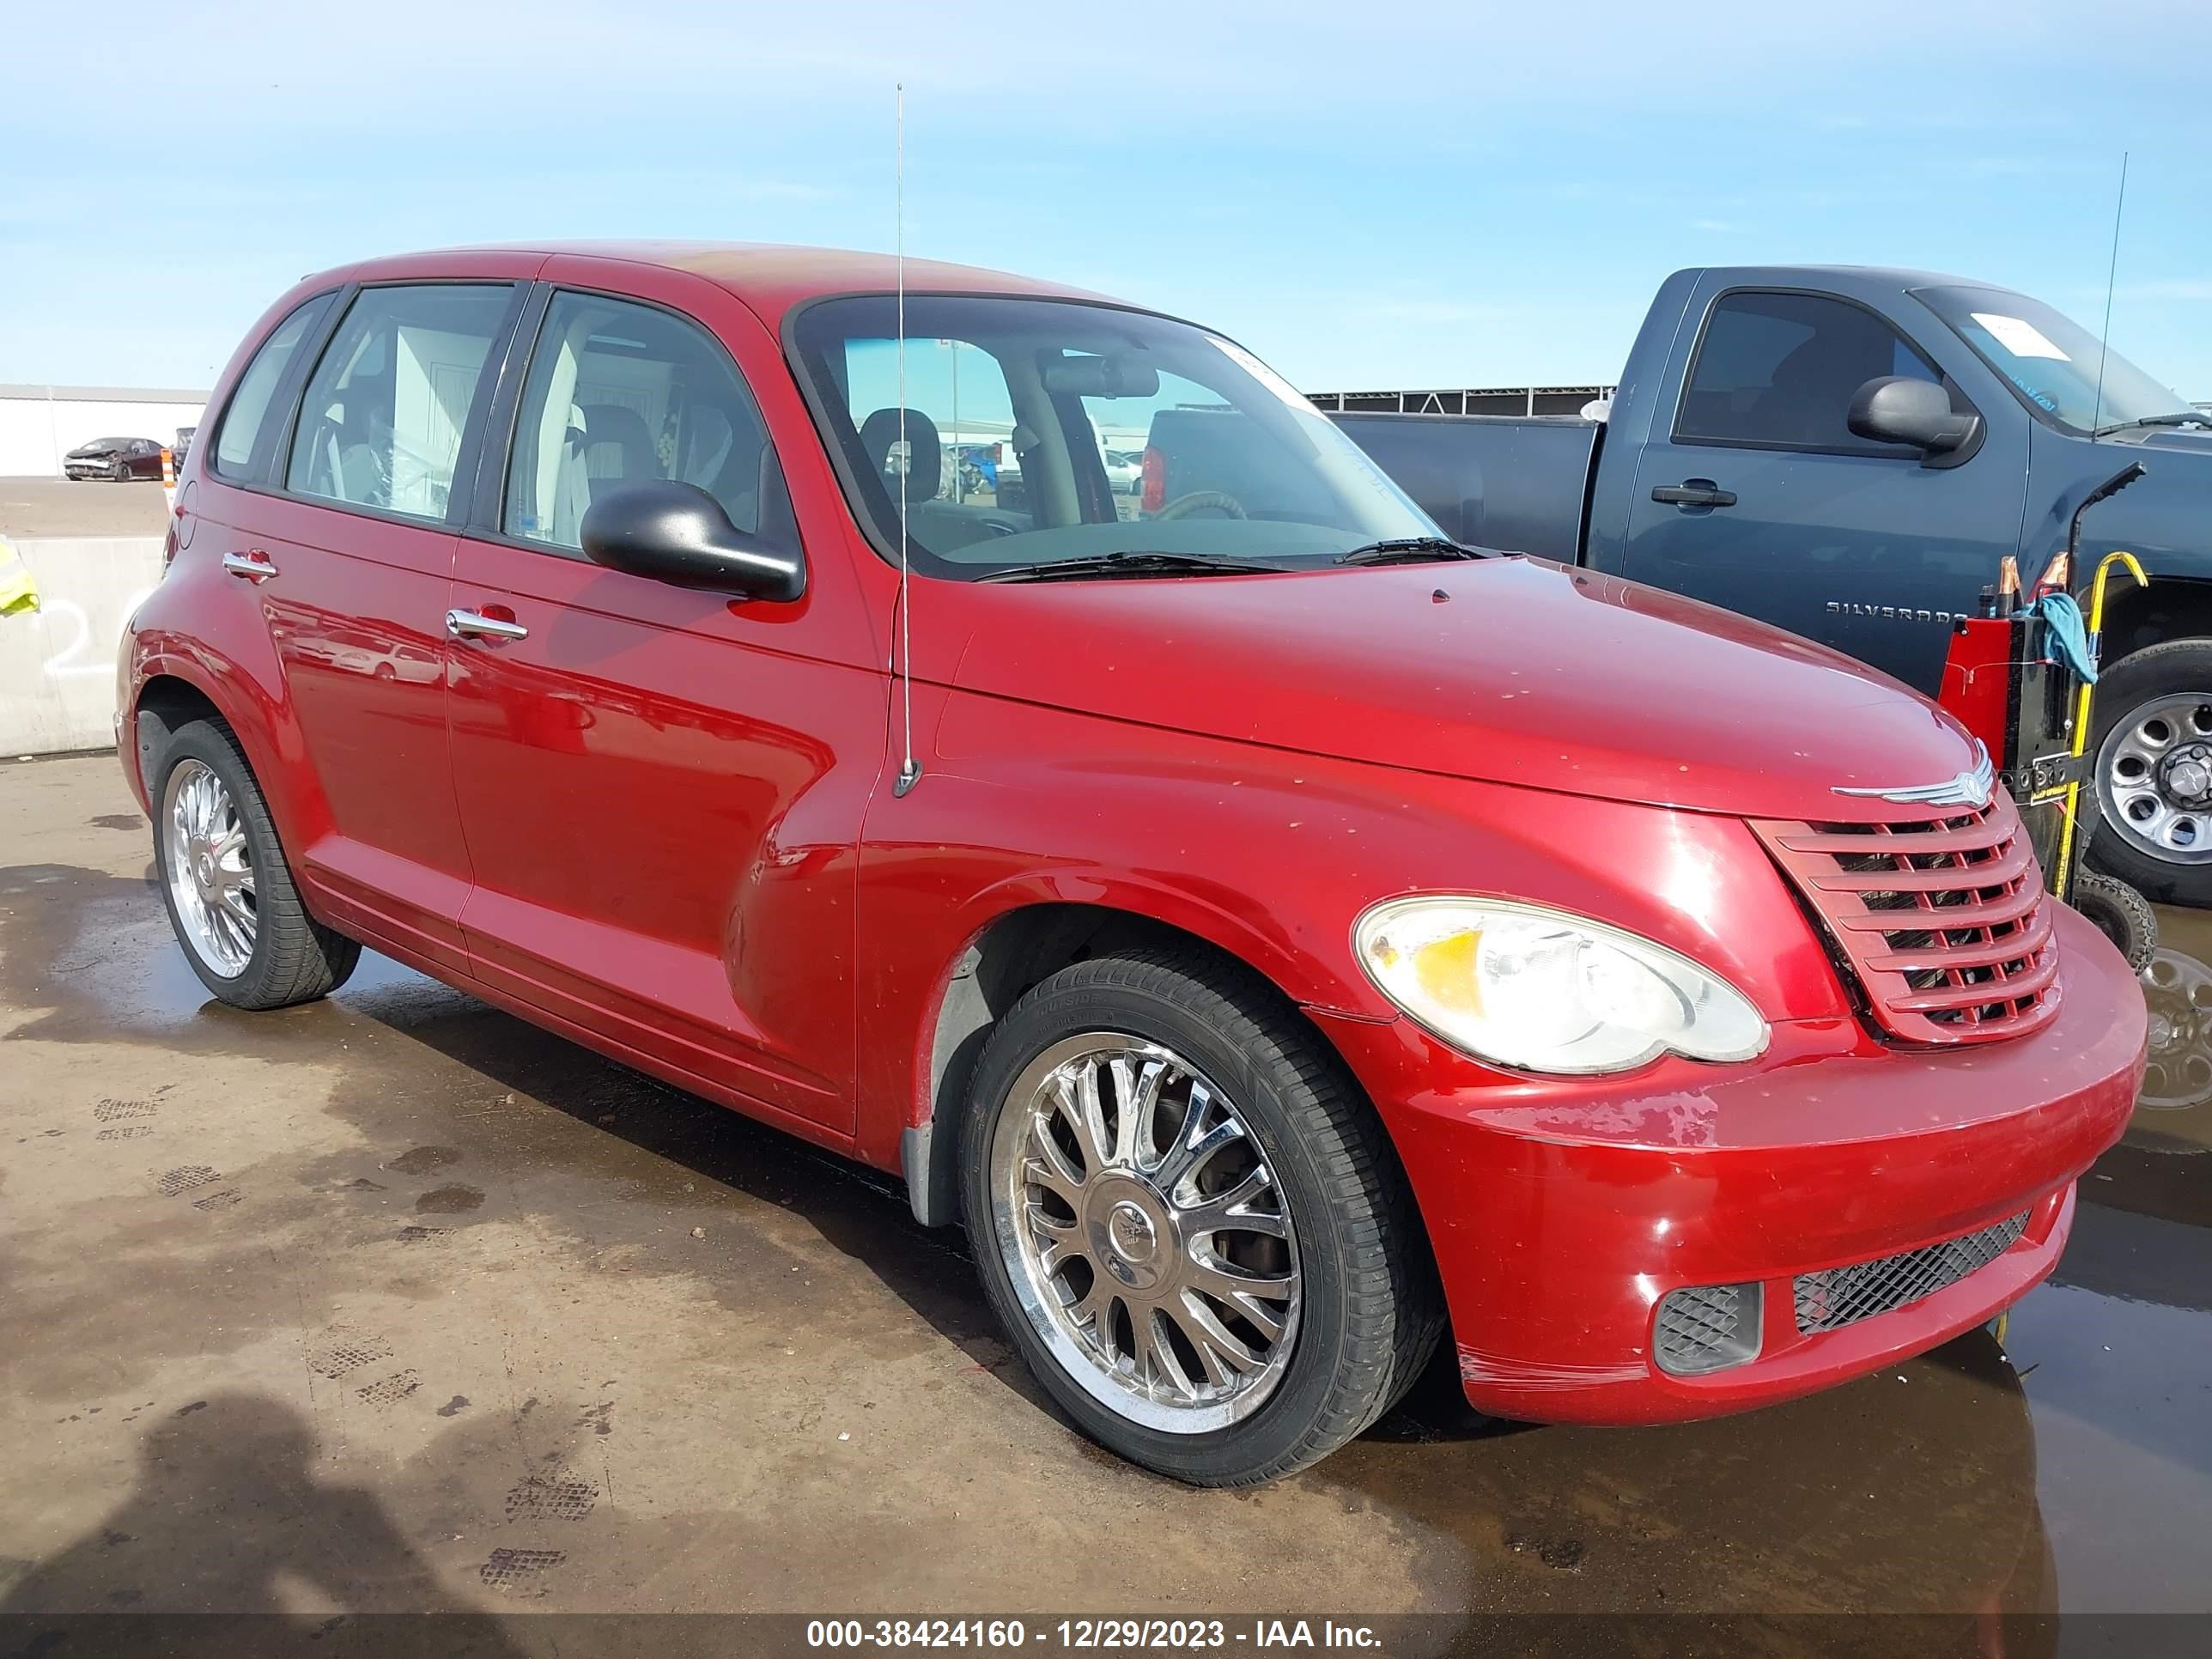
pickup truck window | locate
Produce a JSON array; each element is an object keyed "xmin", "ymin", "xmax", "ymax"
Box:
[
  {"xmin": 1675, "ymin": 289, "xmax": 1940, "ymax": 456},
  {"xmin": 791, "ymin": 294, "xmax": 1436, "ymax": 580},
  {"xmin": 1914, "ymin": 284, "xmax": 2201, "ymax": 436}
]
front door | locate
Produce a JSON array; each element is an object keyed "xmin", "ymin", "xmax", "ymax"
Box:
[
  {"xmin": 445, "ymin": 271, "xmax": 881, "ymax": 1133},
  {"xmin": 1615, "ymin": 284, "xmax": 2028, "ymax": 695}
]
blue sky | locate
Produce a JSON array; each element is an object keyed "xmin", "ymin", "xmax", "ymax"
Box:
[{"xmin": 7, "ymin": 1, "xmax": 2209, "ymax": 400}]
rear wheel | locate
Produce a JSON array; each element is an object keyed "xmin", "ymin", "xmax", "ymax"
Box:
[
  {"xmin": 961, "ymin": 947, "xmax": 1439, "ymax": 1486},
  {"xmin": 152, "ymin": 719, "xmax": 359, "ymax": 1009}
]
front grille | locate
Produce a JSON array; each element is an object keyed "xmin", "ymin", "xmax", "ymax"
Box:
[
  {"xmin": 1794, "ymin": 1211, "xmax": 2031, "ymax": 1334},
  {"xmin": 1654, "ymin": 1282, "xmax": 1762, "ymax": 1376},
  {"xmin": 1750, "ymin": 793, "xmax": 2058, "ymax": 1044}
]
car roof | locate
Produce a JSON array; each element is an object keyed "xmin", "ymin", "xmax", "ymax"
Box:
[{"xmin": 325, "ymin": 241, "xmax": 1134, "ymax": 329}]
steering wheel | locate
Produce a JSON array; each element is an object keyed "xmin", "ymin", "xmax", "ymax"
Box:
[{"xmin": 1152, "ymin": 489, "xmax": 1247, "ymax": 521}]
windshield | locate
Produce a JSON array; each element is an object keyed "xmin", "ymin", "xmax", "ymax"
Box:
[
  {"xmin": 1915, "ymin": 285, "xmax": 2196, "ymax": 434},
  {"xmin": 790, "ymin": 295, "xmax": 1437, "ymax": 579}
]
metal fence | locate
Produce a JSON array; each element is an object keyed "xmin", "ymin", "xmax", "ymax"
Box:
[{"xmin": 1304, "ymin": 385, "xmax": 1613, "ymax": 417}]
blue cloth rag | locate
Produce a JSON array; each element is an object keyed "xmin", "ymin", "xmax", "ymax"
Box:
[{"xmin": 2023, "ymin": 592, "xmax": 2096, "ymax": 684}]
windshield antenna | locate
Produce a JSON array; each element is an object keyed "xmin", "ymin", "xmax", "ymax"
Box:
[
  {"xmin": 2090, "ymin": 150, "xmax": 2130, "ymax": 443},
  {"xmin": 892, "ymin": 81, "xmax": 922, "ymax": 799}
]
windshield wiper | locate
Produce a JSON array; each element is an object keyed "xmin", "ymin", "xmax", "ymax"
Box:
[
  {"xmin": 1334, "ymin": 536, "xmax": 1491, "ymax": 567},
  {"xmin": 2094, "ymin": 411, "xmax": 2209, "ymax": 437},
  {"xmin": 975, "ymin": 551, "xmax": 1287, "ymax": 585}
]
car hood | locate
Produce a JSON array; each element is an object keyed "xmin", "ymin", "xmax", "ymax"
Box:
[
  {"xmin": 67, "ymin": 443, "xmax": 120, "ymax": 458},
  {"xmin": 941, "ymin": 557, "xmax": 1981, "ymax": 821}
]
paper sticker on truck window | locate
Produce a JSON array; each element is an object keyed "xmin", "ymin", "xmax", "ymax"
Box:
[{"xmin": 1972, "ymin": 313, "xmax": 2071, "ymax": 362}]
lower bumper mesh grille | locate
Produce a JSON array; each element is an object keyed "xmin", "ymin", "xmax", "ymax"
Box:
[
  {"xmin": 1794, "ymin": 1211, "xmax": 2031, "ymax": 1334},
  {"xmin": 1655, "ymin": 1282, "xmax": 1761, "ymax": 1376}
]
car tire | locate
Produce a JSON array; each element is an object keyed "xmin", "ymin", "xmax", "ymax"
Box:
[
  {"xmin": 151, "ymin": 718, "xmax": 361, "ymax": 1009},
  {"xmin": 960, "ymin": 945, "xmax": 1441, "ymax": 1486},
  {"xmin": 111, "ymin": 459, "xmax": 131, "ymax": 483},
  {"xmin": 2087, "ymin": 639, "xmax": 2212, "ymax": 907}
]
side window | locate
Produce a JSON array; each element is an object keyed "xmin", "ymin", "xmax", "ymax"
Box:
[
  {"xmin": 504, "ymin": 292, "xmax": 787, "ymax": 551},
  {"xmin": 212, "ymin": 293, "xmax": 333, "ymax": 479},
  {"xmin": 285, "ymin": 284, "xmax": 514, "ymax": 521},
  {"xmin": 1675, "ymin": 291, "xmax": 1941, "ymax": 453}
]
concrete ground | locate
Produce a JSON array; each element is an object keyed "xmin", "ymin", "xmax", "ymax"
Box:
[
  {"xmin": 3, "ymin": 752, "xmax": 2209, "ymax": 1646},
  {"xmin": 1, "ymin": 476, "xmax": 171, "ymax": 539}
]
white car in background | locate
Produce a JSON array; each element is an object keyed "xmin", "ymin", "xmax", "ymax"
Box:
[{"xmin": 1102, "ymin": 448, "xmax": 1143, "ymax": 494}]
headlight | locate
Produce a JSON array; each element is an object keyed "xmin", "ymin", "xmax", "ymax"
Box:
[{"xmin": 1353, "ymin": 897, "xmax": 1768, "ymax": 1075}]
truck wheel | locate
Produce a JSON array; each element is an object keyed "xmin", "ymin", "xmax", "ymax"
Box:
[
  {"xmin": 2069, "ymin": 870, "xmax": 2158, "ymax": 971},
  {"xmin": 2089, "ymin": 640, "xmax": 2212, "ymax": 907},
  {"xmin": 960, "ymin": 947, "xmax": 1440, "ymax": 1486},
  {"xmin": 152, "ymin": 719, "xmax": 361, "ymax": 1009}
]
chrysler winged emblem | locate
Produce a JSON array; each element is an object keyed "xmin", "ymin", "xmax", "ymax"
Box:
[{"xmin": 1831, "ymin": 742, "xmax": 1995, "ymax": 811}]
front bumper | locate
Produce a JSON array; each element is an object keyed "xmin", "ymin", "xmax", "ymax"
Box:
[{"xmin": 1316, "ymin": 901, "xmax": 2146, "ymax": 1425}]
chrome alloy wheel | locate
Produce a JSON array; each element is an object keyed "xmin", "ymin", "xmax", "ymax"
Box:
[
  {"xmin": 989, "ymin": 1034, "xmax": 1301, "ymax": 1433},
  {"xmin": 163, "ymin": 758, "xmax": 256, "ymax": 975},
  {"xmin": 2100, "ymin": 693, "xmax": 2212, "ymax": 865},
  {"xmin": 2142, "ymin": 946, "xmax": 2212, "ymax": 1113}
]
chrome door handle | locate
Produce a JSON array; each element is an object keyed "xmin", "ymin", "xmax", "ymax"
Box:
[
  {"xmin": 445, "ymin": 608, "xmax": 528, "ymax": 641},
  {"xmin": 222, "ymin": 550, "xmax": 277, "ymax": 580}
]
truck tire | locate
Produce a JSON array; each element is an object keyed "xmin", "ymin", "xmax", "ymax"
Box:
[
  {"xmin": 2069, "ymin": 870, "xmax": 2157, "ymax": 971},
  {"xmin": 960, "ymin": 946, "xmax": 1441, "ymax": 1486},
  {"xmin": 2087, "ymin": 639, "xmax": 2212, "ymax": 908}
]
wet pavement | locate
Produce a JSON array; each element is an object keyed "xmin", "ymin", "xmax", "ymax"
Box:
[{"xmin": 3, "ymin": 752, "xmax": 2208, "ymax": 1651}]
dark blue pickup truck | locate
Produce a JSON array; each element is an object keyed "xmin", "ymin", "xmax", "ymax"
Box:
[{"xmin": 1330, "ymin": 266, "xmax": 2212, "ymax": 904}]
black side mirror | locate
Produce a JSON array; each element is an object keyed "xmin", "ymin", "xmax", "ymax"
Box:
[
  {"xmin": 580, "ymin": 480, "xmax": 805, "ymax": 602},
  {"xmin": 1847, "ymin": 376, "xmax": 1983, "ymax": 464}
]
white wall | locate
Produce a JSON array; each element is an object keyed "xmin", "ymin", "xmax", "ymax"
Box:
[
  {"xmin": 0, "ymin": 537, "xmax": 166, "ymax": 754},
  {"xmin": 0, "ymin": 391, "xmax": 207, "ymax": 477}
]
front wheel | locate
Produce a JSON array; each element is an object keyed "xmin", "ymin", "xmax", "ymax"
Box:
[
  {"xmin": 152, "ymin": 719, "xmax": 360, "ymax": 1008},
  {"xmin": 961, "ymin": 947, "xmax": 1439, "ymax": 1486},
  {"xmin": 2089, "ymin": 640, "xmax": 2212, "ymax": 907},
  {"xmin": 110, "ymin": 459, "xmax": 131, "ymax": 483}
]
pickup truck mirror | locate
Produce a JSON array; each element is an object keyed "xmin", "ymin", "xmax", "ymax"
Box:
[
  {"xmin": 580, "ymin": 480, "xmax": 805, "ymax": 603},
  {"xmin": 1847, "ymin": 376, "xmax": 1983, "ymax": 464}
]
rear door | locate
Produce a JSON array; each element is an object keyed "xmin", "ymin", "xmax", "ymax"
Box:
[
  {"xmin": 445, "ymin": 263, "xmax": 883, "ymax": 1133},
  {"xmin": 1615, "ymin": 283, "xmax": 2027, "ymax": 693},
  {"xmin": 227, "ymin": 270, "xmax": 527, "ymax": 968}
]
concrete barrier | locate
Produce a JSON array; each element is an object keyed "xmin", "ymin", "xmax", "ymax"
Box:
[{"xmin": 0, "ymin": 536, "xmax": 165, "ymax": 756}]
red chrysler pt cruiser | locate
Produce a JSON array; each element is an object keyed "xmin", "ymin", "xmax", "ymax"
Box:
[{"xmin": 118, "ymin": 243, "xmax": 2144, "ymax": 1485}]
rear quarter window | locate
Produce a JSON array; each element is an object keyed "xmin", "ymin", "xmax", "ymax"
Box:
[{"xmin": 212, "ymin": 293, "xmax": 336, "ymax": 479}]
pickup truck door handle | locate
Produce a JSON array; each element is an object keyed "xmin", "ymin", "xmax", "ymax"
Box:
[
  {"xmin": 221, "ymin": 549, "xmax": 277, "ymax": 581},
  {"xmin": 1651, "ymin": 480, "xmax": 1738, "ymax": 509},
  {"xmin": 445, "ymin": 608, "xmax": 529, "ymax": 642}
]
